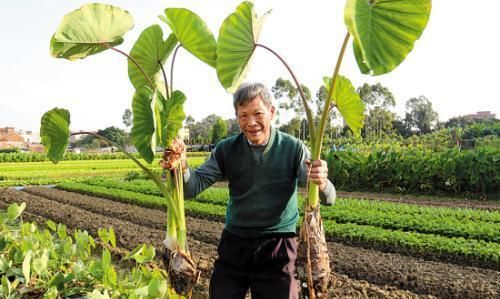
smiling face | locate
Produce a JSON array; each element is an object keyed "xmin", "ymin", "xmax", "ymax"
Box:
[{"xmin": 236, "ymin": 96, "xmax": 275, "ymax": 145}]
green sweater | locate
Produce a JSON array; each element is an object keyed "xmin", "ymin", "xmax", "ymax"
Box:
[
  {"xmin": 213, "ymin": 128, "xmax": 302, "ymax": 237},
  {"xmin": 183, "ymin": 127, "xmax": 336, "ymax": 238}
]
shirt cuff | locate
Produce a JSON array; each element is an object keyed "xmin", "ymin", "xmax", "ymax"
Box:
[
  {"xmin": 319, "ymin": 180, "xmax": 336, "ymax": 206},
  {"xmin": 183, "ymin": 167, "xmax": 191, "ymax": 182}
]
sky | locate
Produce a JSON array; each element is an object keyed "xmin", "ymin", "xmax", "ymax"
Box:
[{"xmin": 0, "ymin": 1, "xmax": 499, "ymax": 133}]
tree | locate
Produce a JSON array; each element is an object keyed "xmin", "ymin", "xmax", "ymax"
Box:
[
  {"xmin": 122, "ymin": 108, "xmax": 133, "ymax": 127},
  {"xmin": 357, "ymin": 83, "xmax": 396, "ymax": 138},
  {"xmin": 97, "ymin": 126, "xmax": 128, "ymax": 146},
  {"xmin": 443, "ymin": 115, "xmax": 475, "ymax": 129},
  {"xmin": 279, "ymin": 116, "xmax": 302, "ymax": 137},
  {"xmin": 226, "ymin": 118, "xmax": 240, "ymax": 136},
  {"xmin": 184, "ymin": 115, "xmax": 195, "ymax": 144},
  {"xmin": 314, "ymin": 85, "xmax": 339, "ymax": 142},
  {"xmin": 211, "ymin": 117, "xmax": 228, "ymax": 144},
  {"xmin": 271, "ymin": 77, "xmax": 311, "ymax": 140},
  {"xmin": 405, "ymin": 96, "xmax": 439, "ymax": 134},
  {"xmin": 189, "ymin": 114, "xmax": 219, "ymax": 144}
]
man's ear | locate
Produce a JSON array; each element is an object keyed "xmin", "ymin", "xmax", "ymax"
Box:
[{"xmin": 270, "ymin": 105, "xmax": 276, "ymax": 119}]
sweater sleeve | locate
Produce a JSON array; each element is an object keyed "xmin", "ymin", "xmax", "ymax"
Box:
[
  {"xmin": 183, "ymin": 148, "xmax": 223, "ymax": 198},
  {"xmin": 297, "ymin": 143, "xmax": 336, "ymax": 206}
]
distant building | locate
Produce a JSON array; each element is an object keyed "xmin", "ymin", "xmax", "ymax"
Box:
[
  {"xmin": 18, "ymin": 130, "xmax": 41, "ymax": 143},
  {"xmin": 0, "ymin": 127, "xmax": 25, "ymax": 149},
  {"xmin": 466, "ymin": 111, "xmax": 496, "ymax": 120},
  {"xmin": 0, "ymin": 127, "xmax": 43, "ymax": 151}
]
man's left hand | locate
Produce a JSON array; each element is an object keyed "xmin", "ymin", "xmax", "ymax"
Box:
[{"xmin": 305, "ymin": 159, "xmax": 329, "ymax": 191}]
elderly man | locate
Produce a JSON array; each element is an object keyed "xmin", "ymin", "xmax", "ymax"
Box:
[{"xmin": 182, "ymin": 82, "xmax": 336, "ymax": 299}]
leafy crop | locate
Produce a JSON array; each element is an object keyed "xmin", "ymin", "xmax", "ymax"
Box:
[{"xmin": 0, "ymin": 202, "xmax": 172, "ymax": 298}]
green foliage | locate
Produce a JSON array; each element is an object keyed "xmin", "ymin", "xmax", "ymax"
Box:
[
  {"xmin": 216, "ymin": 1, "xmax": 270, "ymax": 93},
  {"xmin": 405, "ymin": 96, "xmax": 439, "ymax": 134},
  {"xmin": 323, "ymin": 76, "xmax": 365, "ymax": 136},
  {"xmin": 344, "ymin": 0, "xmax": 431, "ymax": 75},
  {"xmin": 128, "ymin": 25, "xmax": 178, "ymax": 90},
  {"xmin": 40, "ymin": 108, "xmax": 71, "ymax": 164},
  {"xmin": 327, "ymin": 147, "xmax": 500, "ymax": 196},
  {"xmin": 161, "ymin": 8, "xmax": 217, "ymax": 67},
  {"xmin": 97, "ymin": 127, "xmax": 129, "ymax": 147},
  {"xmin": 211, "ymin": 117, "xmax": 228, "ymax": 144},
  {"xmin": 50, "ymin": 3, "xmax": 134, "ymax": 60},
  {"xmin": 130, "ymin": 87, "xmax": 156, "ymax": 163},
  {"xmin": 0, "ymin": 203, "xmax": 169, "ymax": 298}
]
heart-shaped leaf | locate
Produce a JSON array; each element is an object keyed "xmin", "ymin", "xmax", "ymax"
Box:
[
  {"xmin": 130, "ymin": 87, "xmax": 155, "ymax": 163},
  {"xmin": 40, "ymin": 108, "xmax": 70, "ymax": 164},
  {"xmin": 51, "ymin": 3, "xmax": 134, "ymax": 60},
  {"xmin": 323, "ymin": 76, "xmax": 365, "ymax": 136},
  {"xmin": 216, "ymin": 1, "xmax": 270, "ymax": 93},
  {"xmin": 344, "ymin": 0, "xmax": 431, "ymax": 75},
  {"xmin": 161, "ymin": 8, "xmax": 216, "ymax": 68},
  {"xmin": 128, "ymin": 25, "xmax": 178, "ymax": 90}
]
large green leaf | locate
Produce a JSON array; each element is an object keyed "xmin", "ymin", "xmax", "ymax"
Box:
[
  {"xmin": 344, "ymin": 0, "xmax": 431, "ymax": 75},
  {"xmin": 163, "ymin": 90, "xmax": 186, "ymax": 146},
  {"xmin": 161, "ymin": 8, "xmax": 216, "ymax": 68},
  {"xmin": 40, "ymin": 108, "xmax": 70, "ymax": 164},
  {"xmin": 131, "ymin": 87, "xmax": 155, "ymax": 163},
  {"xmin": 51, "ymin": 3, "xmax": 134, "ymax": 60},
  {"xmin": 216, "ymin": 1, "xmax": 270, "ymax": 93},
  {"xmin": 153, "ymin": 90, "xmax": 168, "ymax": 148},
  {"xmin": 128, "ymin": 25, "xmax": 178, "ymax": 90},
  {"xmin": 323, "ymin": 76, "xmax": 364, "ymax": 136}
]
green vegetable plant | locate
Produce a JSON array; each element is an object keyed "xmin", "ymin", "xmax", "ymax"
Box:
[
  {"xmin": 42, "ymin": 3, "xmax": 219, "ymax": 298},
  {"xmin": 215, "ymin": 1, "xmax": 431, "ymax": 297}
]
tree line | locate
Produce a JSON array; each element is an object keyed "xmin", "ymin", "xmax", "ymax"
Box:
[{"xmin": 75, "ymin": 79, "xmax": 497, "ymax": 149}]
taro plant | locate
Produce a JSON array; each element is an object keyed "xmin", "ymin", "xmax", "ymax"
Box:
[
  {"xmin": 42, "ymin": 3, "xmax": 218, "ymax": 298},
  {"xmin": 215, "ymin": 1, "xmax": 431, "ymax": 298}
]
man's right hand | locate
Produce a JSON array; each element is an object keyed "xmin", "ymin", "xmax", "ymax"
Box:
[{"xmin": 160, "ymin": 138, "xmax": 187, "ymax": 173}]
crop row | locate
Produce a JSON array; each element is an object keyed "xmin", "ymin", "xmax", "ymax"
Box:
[
  {"xmin": 81, "ymin": 177, "xmax": 500, "ymax": 225},
  {"xmin": 0, "ymin": 158, "xmax": 206, "ymax": 184},
  {"xmin": 327, "ymin": 147, "xmax": 500, "ymax": 196},
  {"xmin": 0, "ymin": 151, "xmax": 209, "ymax": 163},
  {"xmin": 55, "ymin": 182, "xmax": 500, "ymax": 265}
]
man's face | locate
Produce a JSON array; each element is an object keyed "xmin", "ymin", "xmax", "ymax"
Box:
[{"xmin": 236, "ymin": 96, "xmax": 275, "ymax": 145}]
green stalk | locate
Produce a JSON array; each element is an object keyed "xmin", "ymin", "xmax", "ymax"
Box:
[
  {"xmin": 307, "ymin": 31, "xmax": 350, "ymax": 208},
  {"xmin": 165, "ymin": 172, "xmax": 177, "ymax": 246},
  {"xmin": 256, "ymin": 43, "xmax": 316, "ymax": 143},
  {"xmin": 69, "ymin": 132, "xmax": 180, "ymax": 222},
  {"xmin": 173, "ymin": 165, "xmax": 187, "ymax": 252}
]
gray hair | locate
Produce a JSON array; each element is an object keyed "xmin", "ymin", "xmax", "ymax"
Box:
[{"xmin": 233, "ymin": 82, "xmax": 273, "ymax": 112}]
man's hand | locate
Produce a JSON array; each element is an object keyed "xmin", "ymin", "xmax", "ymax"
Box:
[
  {"xmin": 160, "ymin": 138, "xmax": 187, "ymax": 173},
  {"xmin": 305, "ymin": 159, "xmax": 329, "ymax": 191}
]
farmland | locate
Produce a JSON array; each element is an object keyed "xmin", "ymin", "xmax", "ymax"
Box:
[{"xmin": 1, "ymin": 156, "xmax": 499, "ymax": 298}]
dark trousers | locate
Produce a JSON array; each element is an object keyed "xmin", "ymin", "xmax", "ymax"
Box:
[{"xmin": 209, "ymin": 229, "xmax": 298, "ymax": 299}]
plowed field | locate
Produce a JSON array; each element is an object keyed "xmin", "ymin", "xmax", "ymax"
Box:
[{"xmin": 1, "ymin": 187, "xmax": 498, "ymax": 299}]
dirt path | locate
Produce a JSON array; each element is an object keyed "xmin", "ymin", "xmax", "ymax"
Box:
[{"xmin": 2, "ymin": 187, "xmax": 499, "ymax": 298}]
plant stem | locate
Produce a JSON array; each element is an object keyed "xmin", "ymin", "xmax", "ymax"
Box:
[
  {"xmin": 173, "ymin": 166, "xmax": 186, "ymax": 251},
  {"xmin": 170, "ymin": 45, "xmax": 182, "ymax": 92},
  {"xmin": 103, "ymin": 44, "xmax": 156, "ymax": 90},
  {"xmin": 159, "ymin": 61, "xmax": 170, "ymax": 100},
  {"xmin": 256, "ymin": 43, "xmax": 316, "ymax": 142},
  {"xmin": 70, "ymin": 132, "xmax": 180, "ymax": 221},
  {"xmin": 307, "ymin": 31, "xmax": 350, "ymax": 208}
]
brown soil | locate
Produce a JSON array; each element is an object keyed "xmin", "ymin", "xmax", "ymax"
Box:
[
  {"xmin": 336, "ymin": 191, "xmax": 500, "ymax": 211},
  {"xmin": 1, "ymin": 187, "xmax": 499, "ymax": 299}
]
